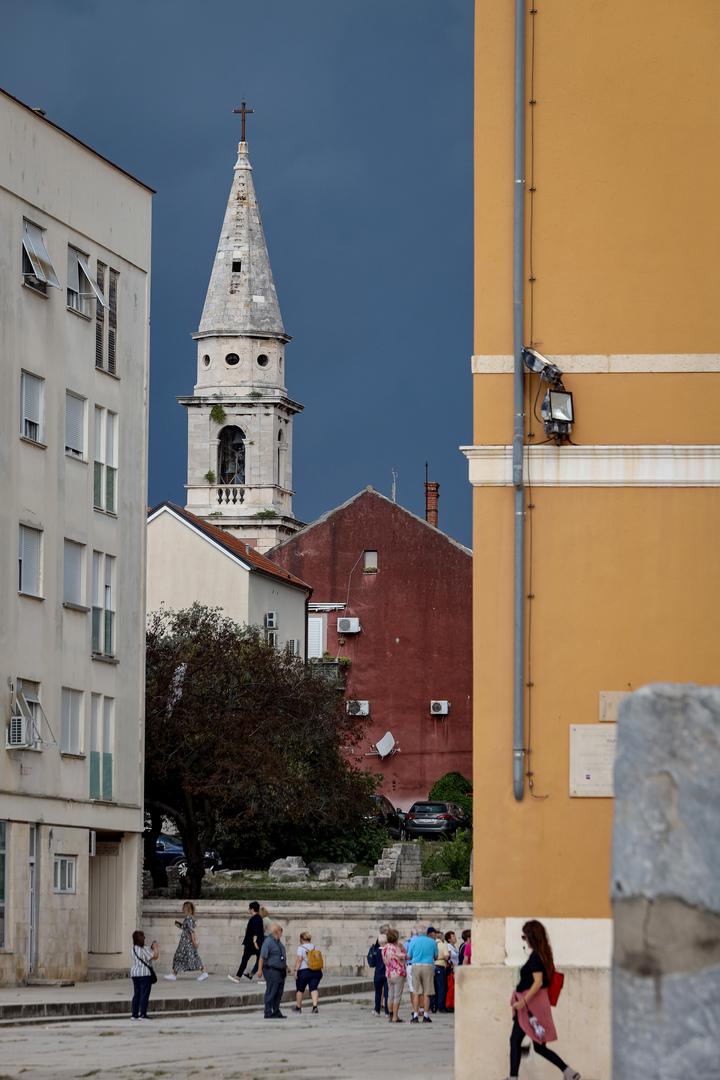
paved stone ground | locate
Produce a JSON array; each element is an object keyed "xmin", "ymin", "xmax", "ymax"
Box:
[{"xmin": 0, "ymin": 994, "xmax": 454, "ymax": 1079}]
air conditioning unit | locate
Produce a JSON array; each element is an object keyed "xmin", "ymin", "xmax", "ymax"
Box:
[
  {"xmin": 337, "ymin": 617, "xmax": 361, "ymax": 634},
  {"xmin": 266, "ymin": 629, "xmax": 279, "ymax": 648},
  {"xmin": 264, "ymin": 611, "xmax": 278, "ymax": 629},
  {"xmin": 287, "ymin": 639, "xmax": 302, "ymax": 657},
  {"xmin": 6, "ymin": 711, "xmax": 31, "ymax": 748},
  {"xmin": 430, "ymin": 700, "xmax": 450, "ymax": 716},
  {"xmin": 347, "ymin": 700, "xmax": 370, "ymax": 716}
]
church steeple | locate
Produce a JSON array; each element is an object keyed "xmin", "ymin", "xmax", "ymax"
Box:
[
  {"xmin": 196, "ymin": 139, "xmax": 287, "ymax": 342},
  {"xmin": 180, "ymin": 120, "xmax": 304, "ymax": 555}
]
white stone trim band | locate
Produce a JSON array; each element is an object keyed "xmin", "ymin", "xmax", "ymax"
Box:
[
  {"xmin": 471, "ymin": 353, "xmax": 720, "ymax": 374},
  {"xmin": 461, "ymin": 445, "xmax": 720, "ymax": 487}
]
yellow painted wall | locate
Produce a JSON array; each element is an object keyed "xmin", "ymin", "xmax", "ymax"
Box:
[
  {"xmin": 473, "ymin": 485, "xmax": 720, "ymax": 917},
  {"xmin": 472, "ymin": 1, "xmax": 720, "ymax": 918}
]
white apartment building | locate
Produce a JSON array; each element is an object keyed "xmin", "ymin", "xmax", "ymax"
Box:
[{"xmin": 0, "ymin": 89, "xmax": 152, "ymax": 984}]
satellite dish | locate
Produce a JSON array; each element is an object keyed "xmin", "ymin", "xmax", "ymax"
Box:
[{"xmin": 375, "ymin": 731, "xmax": 396, "ymax": 759}]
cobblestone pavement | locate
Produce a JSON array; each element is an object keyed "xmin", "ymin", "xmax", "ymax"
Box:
[{"xmin": 0, "ymin": 995, "xmax": 454, "ymax": 1079}]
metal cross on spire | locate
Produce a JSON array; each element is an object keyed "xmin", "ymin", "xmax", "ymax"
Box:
[{"xmin": 233, "ymin": 101, "xmax": 254, "ymax": 142}]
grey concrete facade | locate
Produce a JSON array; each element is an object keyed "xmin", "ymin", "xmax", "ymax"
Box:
[
  {"xmin": 612, "ymin": 684, "xmax": 720, "ymax": 1079},
  {"xmin": 183, "ymin": 140, "xmax": 303, "ymax": 553}
]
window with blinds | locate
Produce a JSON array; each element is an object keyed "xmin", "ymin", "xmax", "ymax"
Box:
[
  {"xmin": 63, "ymin": 539, "xmax": 84, "ymax": 606},
  {"xmin": 65, "ymin": 392, "xmax": 85, "ymax": 458},
  {"xmin": 93, "ymin": 406, "xmax": 117, "ymax": 513},
  {"xmin": 61, "ymin": 687, "xmax": 83, "ymax": 755},
  {"xmin": 67, "ymin": 246, "xmax": 106, "ymax": 317},
  {"xmin": 108, "ymin": 269, "xmax": 118, "ymax": 374},
  {"xmin": 95, "ymin": 262, "xmax": 106, "ymax": 368},
  {"xmin": 90, "ymin": 693, "xmax": 113, "ymax": 800},
  {"xmin": 22, "ymin": 219, "xmax": 60, "ymax": 294},
  {"xmin": 18, "ymin": 525, "xmax": 42, "ymax": 597},
  {"xmin": 20, "ymin": 371, "xmax": 44, "ymax": 443},
  {"xmin": 307, "ymin": 615, "xmax": 325, "ymax": 659},
  {"xmin": 91, "ymin": 551, "xmax": 115, "ymax": 657}
]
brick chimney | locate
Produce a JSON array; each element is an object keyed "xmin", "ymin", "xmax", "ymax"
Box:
[{"xmin": 425, "ymin": 479, "xmax": 440, "ymax": 528}]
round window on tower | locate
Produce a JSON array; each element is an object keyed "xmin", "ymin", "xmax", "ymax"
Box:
[
  {"xmin": 225, "ymin": 353, "xmax": 240, "ymax": 367},
  {"xmin": 256, "ymin": 354, "xmax": 269, "ymax": 367},
  {"xmin": 202, "ymin": 354, "xmax": 211, "ymax": 367}
]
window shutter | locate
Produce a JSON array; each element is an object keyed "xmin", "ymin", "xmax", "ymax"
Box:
[
  {"xmin": 95, "ymin": 262, "xmax": 106, "ymax": 368},
  {"xmin": 102, "ymin": 699, "xmax": 113, "ymax": 800},
  {"xmin": 65, "ymin": 393, "xmax": 84, "ymax": 455},
  {"xmin": 67, "ymin": 248, "xmax": 80, "ymax": 294},
  {"xmin": 22, "ymin": 220, "xmax": 61, "ymax": 288},
  {"xmin": 63, "ymin": 540, "xmax": 83, "ymax": 605},
  {"xmin": 307, "ymin": 616, "xmax": 324, "ymax": 659},
  {"xmin": 20, "ymin": 526, "xmax": 40, "ymax": 595},
  {"xmin": 107, "ymin": 270, "xmax": 118, "ymax": 374},
  {"xmin": 21, "ymin": 373, "xmax": 42, "ymax": 440}
]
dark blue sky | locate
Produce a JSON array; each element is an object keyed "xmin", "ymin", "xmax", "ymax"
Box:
[{"xmin": 4, "ymin": 0, "xmax": 473, "ymax": 545}]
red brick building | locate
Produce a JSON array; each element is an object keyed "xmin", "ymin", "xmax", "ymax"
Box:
[{"xmin": 270, "ymin": 488, "xmax": 472, "ymax": 808}]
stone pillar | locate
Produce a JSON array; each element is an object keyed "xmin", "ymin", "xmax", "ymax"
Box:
[{"xmin": 612, "ymin": 684, "xmax": 720, "ymax": 1080}]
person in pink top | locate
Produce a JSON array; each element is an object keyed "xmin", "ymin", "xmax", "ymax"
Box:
[
  {"xmin": 380, "ymin": 929, "xmax": 408, "ymax": 1024},
  {"xmin": 504, "ymin": 920, "xmax": 581, "ymax": 1080}
]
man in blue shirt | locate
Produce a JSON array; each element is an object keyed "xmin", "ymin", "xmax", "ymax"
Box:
[
  {"xmin": 257, "ymin": 924, "xmax": 287, "ymax": 1019},
  {"xmin": 405, "ymin": 926, "xmax": 438, "ymax": 1023}
]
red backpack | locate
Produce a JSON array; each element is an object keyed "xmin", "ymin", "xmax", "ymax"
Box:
[{"xmin": 548, "ymin": 969, "xmax": 564, "ymax": 1006}]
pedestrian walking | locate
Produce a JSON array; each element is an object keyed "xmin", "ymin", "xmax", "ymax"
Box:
[
  {"xmin": 504, "ymin": 920, "xmax": 581, "ymax": 1080},
  {"xmin": 293, "ymin": 931, "xmax": 323, "ymax": 1013},
  {"xmin": 368, "ymin": 924, "xmax": 390, "ymax": 1016},
  {"xmin": 257, "ymin": 923, "xmax": 288, "ymax": 1019},
  {"xmin": 164, "ymin": 901, "xmax": 209, "ymax": 981},
  {"xmin": 432, "ymin": 929, "xmax": 450, "ymax": 1013},
  {"xmin": 445, "ymin": 931, "xmax": 458, "ymax": 1012},
  {"xmin": 228, "ymin": 901, "xmax": 265, "ymax": 983},
  {"xmin": 130, "ymin": 930, "xmax": 158, "ymax": 1020},
  {"xmin": 381, "ymin": 929, "xmax": 408, "ymax": 1024},
  {"xmin": 405, "ymin": 925, "xmax": 438, "ymax": 1023},
  {"xmin": 458, "ymin": 928, "xmax": 471, "ymax": 965}
]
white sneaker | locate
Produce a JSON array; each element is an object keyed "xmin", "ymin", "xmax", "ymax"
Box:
[
  {"xmin": 163, "ymin": 974, "xmax": 177, "ymax": 981},
  {"xmin": 197, "ymin": 972, "xmax": 209, "ymax": 981},
  {"xmin": 228, "ymin": 974, "xmax": 240, "ymax": 983}
]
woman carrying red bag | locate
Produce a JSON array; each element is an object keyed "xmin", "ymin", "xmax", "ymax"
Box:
[{"xmin": 502, "ymin": 920, "xmax": 581, "ymax": 1080}]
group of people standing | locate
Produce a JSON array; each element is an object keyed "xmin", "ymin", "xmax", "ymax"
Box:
[{"xmin": 368, "ymin": 924, "xmax": 472, "ymax": 1023}]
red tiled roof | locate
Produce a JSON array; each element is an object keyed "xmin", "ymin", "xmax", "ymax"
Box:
[{"xmin": 149, "ymin": 503, "xmax": 312, "ymax": 592}]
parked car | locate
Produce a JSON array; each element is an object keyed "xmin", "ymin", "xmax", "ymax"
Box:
[
  {"xmin": 369, "ymin": 794, "xmax": 406, "ymax": 839},
  {"xmin": 405, "ymin": 801, "xmax": 470, "ymax": 839},
  {"xmin": 152, "ymin": 833, "xmax": 222, "ymax": 873}
]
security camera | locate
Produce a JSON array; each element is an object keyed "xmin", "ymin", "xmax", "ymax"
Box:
[{"xmin": 522, "ymin": 348, "xmax": 563, "ymax": 386}]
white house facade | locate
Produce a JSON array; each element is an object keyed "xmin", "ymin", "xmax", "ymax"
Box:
[
  {"xmin": 146, "ymin": 503, "xmax": 310, "ymax": 653},
  {"xmin": 0, "ymin": 89, "xmax": 152, "ymax": 984}
]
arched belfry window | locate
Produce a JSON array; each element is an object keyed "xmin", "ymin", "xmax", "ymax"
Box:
[{"xmin": 218, "ymin": 426, "xmax": 246, "ymax": 485}]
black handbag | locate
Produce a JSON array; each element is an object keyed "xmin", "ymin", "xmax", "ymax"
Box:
[{"xmin": 134, "ymin": 946, "xmax": 158, "ymax": 984}]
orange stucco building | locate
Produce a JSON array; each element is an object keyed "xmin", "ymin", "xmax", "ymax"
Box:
[{"xmin": 456, "ymin": 3, "xmax": 720, "ymax": 1077}]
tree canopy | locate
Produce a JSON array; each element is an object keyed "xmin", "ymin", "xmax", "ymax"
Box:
[{"xmin": 145, "ymin": 604, "xmax": 376, "ymax": 895}]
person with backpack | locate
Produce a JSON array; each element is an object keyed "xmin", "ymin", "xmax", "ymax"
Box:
[
  {"xmin": 458, "ymin": 928, "xmax": 471, "ymax": 965},
  {"xmin": 130, "ymin": 930, "xmax": 159, "ymax": 1020},
  {"xmin": 504, "ymin": 920, "xmax": 581, "ymax": 1080},
  {"xmin": 367, "ymin": 924, "xmax": 390, "ymax": 1017},
  {"xmin": 293, "ymin": 930, "xmax": 323, "ymax": 1013}
]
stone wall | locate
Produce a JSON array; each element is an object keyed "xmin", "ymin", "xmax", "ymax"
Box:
[
  {"xmin": 141, "ymin": 899, "xmax": 472, "ymax": 976},
  {"xmin": 612, "ymin": 684, "xmax": 720, "ymax": 1079}
]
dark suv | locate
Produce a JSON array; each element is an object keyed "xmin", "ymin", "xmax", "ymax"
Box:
[
  {"xmin": 369, "ymin": 794, "xmax": 406, "ymax": 839},
  {"xmin": 405, "ymin": 801, "xmax": 469, "ymax": 839}
]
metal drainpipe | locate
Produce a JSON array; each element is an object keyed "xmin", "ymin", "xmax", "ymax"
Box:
[{"xmin": 512, "ymin": 0, "xmax": 527, "ymax": 801}]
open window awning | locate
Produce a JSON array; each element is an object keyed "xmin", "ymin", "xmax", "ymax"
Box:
[
  {"xmin": 22, "ymin": 220, "xmax": 61, "ymax": 288},
  {"xmin": 68, "ymin": 246, "xmax": 107, "ymax": 305}
]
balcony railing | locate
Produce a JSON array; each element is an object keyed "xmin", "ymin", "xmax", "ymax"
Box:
[{"xmin": 215, "ymin": 485, "xmax": 245, "ymax": 506}]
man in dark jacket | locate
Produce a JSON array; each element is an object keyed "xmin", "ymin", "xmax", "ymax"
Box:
[
  {"xmin": 369, "ymin": 924, "xmax": 390, "ymax": 1016},
  {"xmin": 258, "ymin": 924, "xmax": 287, "ymax": 1018},
  {"xmin": 229, "ymin": 901, "xmax": 265, "ymax": 982}
]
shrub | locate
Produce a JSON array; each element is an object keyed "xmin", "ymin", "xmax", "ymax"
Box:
[
  {"xmin": 428, "ymin": 771, "xmax": 473, "ymax": 818},
  {"xmin": 422, "ymin": 829, "xmax": 472, "ymax": 889},
  {"xmin": 209, "ymin": 404, "xmax": 227, "ymax": 425}
]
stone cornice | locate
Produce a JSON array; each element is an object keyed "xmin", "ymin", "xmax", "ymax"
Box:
[{"xmin": 471, "ymin": 353, "xmax": 720, "ymax": 374}]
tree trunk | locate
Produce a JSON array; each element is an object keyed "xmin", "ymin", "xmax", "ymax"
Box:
[{"xmin": 179, "ymin": 796, "xmax": 205, "ymax": 898}]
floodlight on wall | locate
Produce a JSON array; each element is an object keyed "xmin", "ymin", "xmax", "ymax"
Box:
[
  {"xmin": 541, "ymin": 389, "xmax": 574, "ymax": 439},
  {"xmin": 522, "ymin": 348, "xmax": 563, "ymax": 386}
]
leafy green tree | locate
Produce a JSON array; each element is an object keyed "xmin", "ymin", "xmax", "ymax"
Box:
[
  {"xmin": 428, "ymin": 771, "xmax": 473, "ymax": 818},
  {"xmin": 145, "ymin": 604, "xmax": 376, "ymax": 896}
]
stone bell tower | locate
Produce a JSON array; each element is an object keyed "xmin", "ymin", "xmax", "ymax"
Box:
[{"xmin": 180, "ymin": 108, "xmax": 303, "ymax": 553}]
